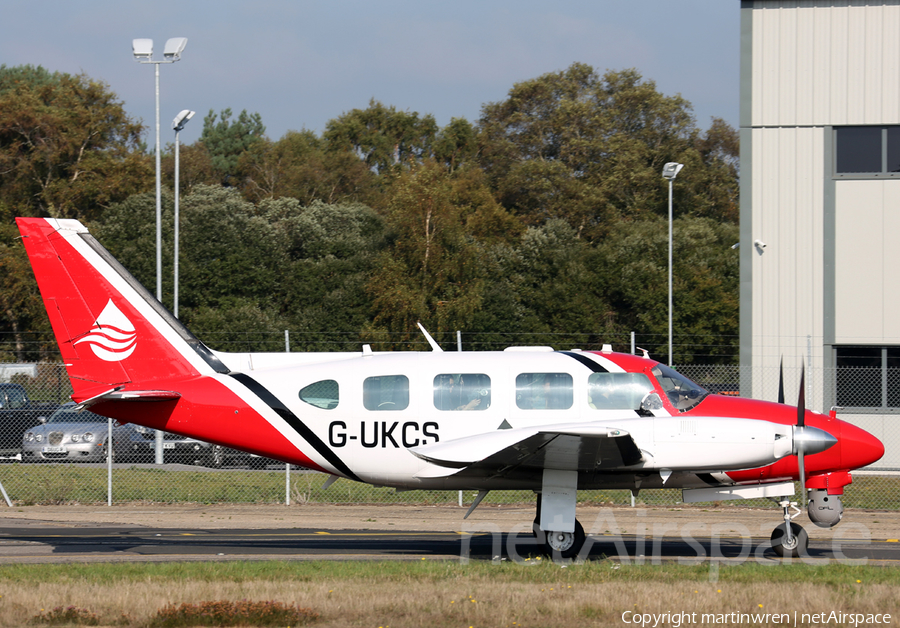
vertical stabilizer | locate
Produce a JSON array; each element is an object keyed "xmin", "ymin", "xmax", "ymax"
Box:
[{"xmin": 17, "ymin": 218, "xmax": 227, "ymax": 401}]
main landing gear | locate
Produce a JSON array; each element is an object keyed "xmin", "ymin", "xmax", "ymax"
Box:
[
  {"xmin": 770, "ymin": 498, "xmax": 808, "ymax": 557},
  {"xmin": 532, "ymin": 492, "xmax": 587, "ymax": 559}
]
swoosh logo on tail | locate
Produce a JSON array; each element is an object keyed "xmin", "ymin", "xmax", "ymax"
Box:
[{"xmin": 74, "ymin": 299, "xmax": 137, "ymax": 362}]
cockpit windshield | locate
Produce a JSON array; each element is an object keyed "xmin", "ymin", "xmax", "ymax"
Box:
[{"xmin": 651, "ymin": 364, "xmax": 708, "ymax": 411}]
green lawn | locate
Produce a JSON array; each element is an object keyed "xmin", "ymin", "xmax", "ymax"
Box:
[{"xmin": 2, "ymin": 463, "xmax": 898, "ymax": 509}]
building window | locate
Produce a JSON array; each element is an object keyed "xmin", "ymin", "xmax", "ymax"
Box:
[
  {"xmin": 834, "ymin": 126, "xmax": 900, "ymax": 176},
  {"xmin": 835, "ymin": 346, "xmax": 900, "ymax": 410}
]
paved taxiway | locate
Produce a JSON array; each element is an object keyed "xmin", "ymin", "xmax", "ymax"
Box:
[
  {"xmin": 0, "ymin": 525, "xmax": 897, "ymax": 564},
  {"xmin": 0, "ymin": 504, "xmax": 897, "ymax": 564}
]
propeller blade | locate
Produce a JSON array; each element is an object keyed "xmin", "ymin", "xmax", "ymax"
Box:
[
  {"xmin": 796, "ymin": 361, "xmax": 807, "ymax": 506},
  {"xmin": 778, "ymin": 358, "xmax": 785, "ymax": 404}
]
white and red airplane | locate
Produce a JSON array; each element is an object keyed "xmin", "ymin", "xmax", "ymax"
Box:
[{"xmin": 16, "ymin": 217, "xmax": 884, "ymax": 558}]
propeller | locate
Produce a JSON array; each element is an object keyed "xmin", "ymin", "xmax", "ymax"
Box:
[
  {"xmin": 782, "ymin": 360, "xmax": 837, "ymax": 507},
  {"xmin": 795, "ymin": 363, "xmax": 806, "ymax": 506}
]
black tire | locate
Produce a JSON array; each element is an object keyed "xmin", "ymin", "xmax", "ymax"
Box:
[
  {"xmin": 770, "ymin": 522, "xmax": 808, "ymax": 558},
  {"xmin": 542, "ymin": 519, "xmax": 586, "ymax": 559}
]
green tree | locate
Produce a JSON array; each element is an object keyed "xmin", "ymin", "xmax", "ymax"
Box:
[
  {"xmin": 260, "ymin": 198, "xmax": 387, "ymax": 349},
  {"xmin": 199, "ymin": 108, "xmax": 266, "ymax": 185},
  {"xmin": 0, "ymin": 65, "xmax": 151, "ymax": 221},
  {"xmin": 96, "ymin": 185, "xmax": 284, "ymax": 326},
  {"xmin": 0, "ymin": 222, "xmax": 56, "ymax": 361},
  {"xmin": 323, "ymin": 99, "xmax": 438, "ymax": 174},
  {"xmin": 366, "ymin": 161, "xmax": 521, "ymax": 347},
  {"xmin": 468, "ymin": 219, "xmax": 615, "ymax": 350},
  {"xmin": 593, "ymin": 217, "xmax": 739, "ymax": 364},
  {"xmin": 477, "ymin": 63, "xmax": 738, "ymax": 239},
  {"xmin": 236, "ymin": 130, "xmax": 379, "ymax": 207},
  {"xmin": 434, "ymin": 117, "xmax": 478, "ymax": 172}
]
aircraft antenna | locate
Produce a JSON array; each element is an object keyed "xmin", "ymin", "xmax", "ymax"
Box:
[{"xmin": 416, "ymin": 322, "xmax": 444, "ymax": 352}]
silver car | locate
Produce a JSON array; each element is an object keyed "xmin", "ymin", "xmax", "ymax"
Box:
[{"xmin": 21, "ymin": 403, "xmax": 148, "ymax": 463}]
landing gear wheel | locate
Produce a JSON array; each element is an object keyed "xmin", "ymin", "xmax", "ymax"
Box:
[
  {"xmin": 770, "ymin": 522, "xmax": 808, "ymax": 558},
  {"xmin": 542, "ymin": 519, "xmax": 585, "ymax": 559},
  {"xmin": 207, "ymin": 445, "xmax": 224, "ymax": 468}
]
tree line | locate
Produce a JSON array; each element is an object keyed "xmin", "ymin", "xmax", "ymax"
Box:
[{"xmin": 0, "ymin": 62, "xmax": 739, "ymax": 364}]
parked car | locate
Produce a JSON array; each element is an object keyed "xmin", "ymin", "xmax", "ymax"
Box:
[
  {"xmin": 0, "ymin": 382, "xmax": 59, "ymax": 458},
  {"xmin": 21, "ymin": 403, "xmax": 148, "ymax": 463},
  {"xmin": 135, "ymin": 430, "xmax": 274, "ymax": 468}
]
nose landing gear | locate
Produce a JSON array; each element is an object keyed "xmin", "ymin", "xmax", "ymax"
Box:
[{"xmin": 770, "ymin": 498, "xmax": 808, "ymax": 557}]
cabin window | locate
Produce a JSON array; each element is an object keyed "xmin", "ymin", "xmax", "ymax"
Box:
[
  {"xmin": 433, "ymin": 374, "xmax": 491, "ymax": 411},
  {"xmin": 298, "ymin": 380, "xmax": 339, "ymax": 410},
  {"xmin": 363, "ymin": 375, "xmax": 409, "ymax": 411},
  {"xmin": 587, "ymin": 373, "xmax": 654, "ymax": 410},
  {"xmin": 515, "ymin": 373, "xmax": 573, "ymax": 410},
  {"xmin": 651, "ymin": 364, "xmax": 708, "ymax": 412}
]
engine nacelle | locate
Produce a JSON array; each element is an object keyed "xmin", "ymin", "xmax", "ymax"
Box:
[{"xmin": 807, "ymin": 489, "xmax": 843, "ymax": 528}]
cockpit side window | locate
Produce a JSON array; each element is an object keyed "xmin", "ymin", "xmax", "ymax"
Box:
[
  {"xmin": 515, "ymin": 373, "xmax": 573, "ymax": 410},
  {"xmin": 363, "ymin": 375, "xmax": 409, "ymax": 411},
  {"xmin": 651, "ymin": 364, "xmax": 708, "ymax": 411},
  {"xmin": 587, "ymin": 373, "xmax": 654, "ymax": 410},
  {"xmin": 434, "ymin": 374, "xmax": 491, "ymax": 411},
  {"xmin": 299, "ymin": 380, "xmax": 339, "ymax": 410}
]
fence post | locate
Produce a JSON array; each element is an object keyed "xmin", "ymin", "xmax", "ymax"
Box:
[
  {"xmin": 285, "ymin": 330, "xmax": 290, "ymax": 352},
  {"xmin": 285, "ymin": 463, "xmax": 291, "ymax": 505},
  {"xmin": 107, "ymin": 417, "xmax": 113, "ymax": 506}
]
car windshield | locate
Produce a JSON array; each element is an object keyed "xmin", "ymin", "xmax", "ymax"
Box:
[
  {"xmin": 48, "ymin": 408, "xmax": 104, "ymax": 424},
  {"xmin": 651, "ymin": 364, "xmax": 708, "ymax": 411}
]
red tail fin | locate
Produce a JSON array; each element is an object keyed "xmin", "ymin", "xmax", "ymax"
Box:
[{"xmin": 17, "ymin": 218, "xmax": 228, "ymax": 402}]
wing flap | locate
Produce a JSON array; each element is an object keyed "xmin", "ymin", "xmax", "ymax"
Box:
[{"xmin": 410, "ymin": 422, "xmax": 643, "ymax": 474}]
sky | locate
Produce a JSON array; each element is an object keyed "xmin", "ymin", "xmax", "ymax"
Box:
[{"xmin": 0, "ymin": 1, "xmax": 740, "ymax": 146}]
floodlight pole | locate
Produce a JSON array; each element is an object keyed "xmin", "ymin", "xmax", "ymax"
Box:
[
  {"xmin": 133, "ymin": 38, "xmax": 187, "ymax": 465},
  {"xmin": 662, "ymin": 162, "xmax": 684, "ymax": 367},
  {"xmin": 155, "ymin": 64, "xmax": 161, "ymax": 301},
  {"xmin": 174, "ymin": 117, "xmax": 180, "ymax": 318},
  {"xmin": 173, "ymin": 110, "xmax": 195, "ymax": 319},
  {"xmin": 132, "ymin": 38, "xmax": 187, "ymax": 306},
  {"xmin": 668, "ymin": 176, "xmax": 673, "ymax": 367}
]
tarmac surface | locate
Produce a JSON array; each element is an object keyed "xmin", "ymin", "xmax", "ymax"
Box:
[{"xmin": 0, "ymin": 503, "xmax": 896, "ymax": 564}]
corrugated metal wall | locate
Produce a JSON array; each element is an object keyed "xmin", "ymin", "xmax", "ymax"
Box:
[{"xmin": 751, "ymin": 1, "xmax": 900, "ymax": 127}]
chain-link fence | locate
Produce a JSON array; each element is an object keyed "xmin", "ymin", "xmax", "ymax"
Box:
[{"xmin": 0, "ymin": 363, "xmax": 896, "ymax": 509}]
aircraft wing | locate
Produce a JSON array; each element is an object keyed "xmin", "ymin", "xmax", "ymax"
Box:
[{"xmin": 410, "ymin": 422, "xmax": 643, "ymax": 477}]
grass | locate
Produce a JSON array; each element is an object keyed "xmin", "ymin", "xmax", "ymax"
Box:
[
  {"xmin": 3, "ymin": 464, "xmax": 900, "ymax": 510},
  {"xmin": 0, "ymin": 561, "xmax": 897, "ymax": 627}
]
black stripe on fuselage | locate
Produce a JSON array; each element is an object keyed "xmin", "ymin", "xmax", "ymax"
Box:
[
  {"xmin": 229, "ymin": 372, "xmax": 360, "ymax": 482},
  {"xmin": 696, "ymin": 473, "xmax": 719, "ymax": 487},
  {"xmin": 559, "ymin": 351, "xmax": 609, "ymax": 373}
]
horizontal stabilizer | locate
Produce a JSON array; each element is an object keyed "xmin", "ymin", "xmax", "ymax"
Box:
[{"xmin": 78, "ymin": 388, "xmax": 181, "ymax": 409}]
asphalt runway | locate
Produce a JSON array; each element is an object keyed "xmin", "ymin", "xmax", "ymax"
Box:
[{"xmin": 0, "ymin": 524, "xmax": 897, "ymax": 565}]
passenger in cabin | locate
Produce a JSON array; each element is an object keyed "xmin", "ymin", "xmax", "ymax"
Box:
[{"xmin": 531, "ymin": 379, "xmax": 552, "ymax": 409}]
